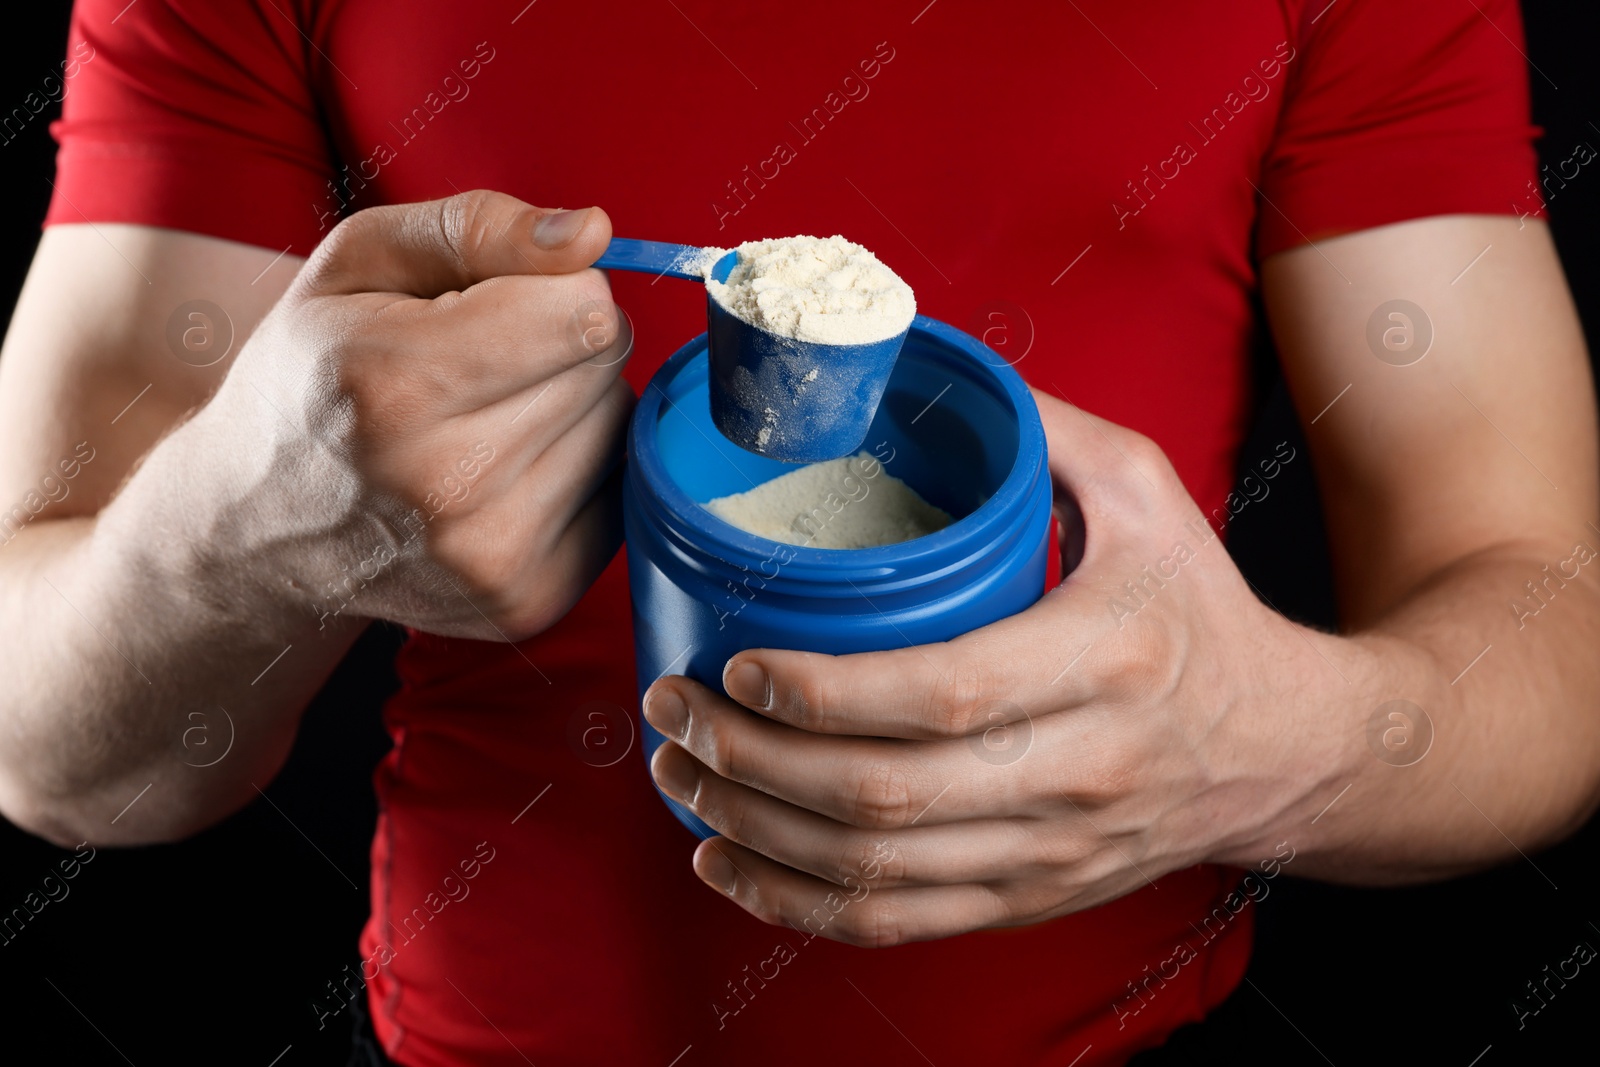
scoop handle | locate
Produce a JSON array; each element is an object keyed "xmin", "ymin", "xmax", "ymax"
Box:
[{"xmin": 593, "ymin": 237, "xmax": 707, "ymax": 281}]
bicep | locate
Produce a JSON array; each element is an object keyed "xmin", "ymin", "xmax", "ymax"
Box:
[
  {"xmin": 1261, "ymin": 214, "xmax": 1598, "ymax": 626},
  {"xmin": 0, "ymin": 225, "xmax": 304, "ymax": 520}
]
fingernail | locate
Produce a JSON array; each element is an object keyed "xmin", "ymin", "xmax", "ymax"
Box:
[
  {"xmin": 533, "ymin": 207, "xmax": 590, "ymax": 249},
  {"xmin": 643, "ymin": 686, "xmax": 688, "ymax": 741},
  {"xmin": 652, "ymin": 746, "xmax": 698, "ymax": 804},
  {"xmin": 724, "ymin": 660, "xmax": 771, "ymax": 709},
  {"xmin": 696, "ymin": 844, "xmax": 738, "ymax": 895}
]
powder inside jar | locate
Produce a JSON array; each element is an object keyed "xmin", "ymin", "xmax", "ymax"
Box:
[{"xmin": 703, "ymin": 452, "xmax": 952, "ymax": 549}]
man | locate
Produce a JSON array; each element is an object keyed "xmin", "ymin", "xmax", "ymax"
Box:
[{"xmin": 1, "ymin": 1, "xmax": 1595, "ymax": 1064}]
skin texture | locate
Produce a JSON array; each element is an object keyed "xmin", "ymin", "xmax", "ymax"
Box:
[
  {"xmin": 0, "ymin": 192, "xmax": 632, "ymax": 845},
  {"xmin": 643, "ymin": 215, "xmax": 1600, "ymax": 947}
]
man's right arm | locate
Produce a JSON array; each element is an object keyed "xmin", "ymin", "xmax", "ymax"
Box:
[{"xmin": 0, "ymin": 193, "xmax": 632, "ymax": 847}]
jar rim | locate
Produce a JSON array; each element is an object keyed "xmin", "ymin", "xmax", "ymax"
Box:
[{"xmin": 627, "ymin": 314, "xmax": 1047, "ymax": 587}]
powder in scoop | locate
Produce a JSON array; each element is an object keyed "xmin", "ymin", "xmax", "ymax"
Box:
[
  {"xmin": 705, "ymin": 235, "xmax": 916, "ymax": 345},
  {"xmin": 672, "ymin": 243, "xmax": 728, "ymax": 279},
  {"xmin": 704, "ymin": 452, "xmax": 951, "ymax": 549}
]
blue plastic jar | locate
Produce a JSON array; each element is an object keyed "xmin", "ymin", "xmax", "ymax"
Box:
[{"xmin": 624, "ymin": 315, "xmax": 1051, "ymax": 838}]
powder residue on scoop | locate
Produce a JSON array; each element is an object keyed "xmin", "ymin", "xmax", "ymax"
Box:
[
  {"xmin": 703, "ymin": 452, "xmax": 951, "ymax": 549},
  {"xmin": 705, "ymin": 235, "xmax": 916, "ymax": 345},
  {"xmin": 672, "ymin": 243, "xmax": 728, "ymax": 279}
]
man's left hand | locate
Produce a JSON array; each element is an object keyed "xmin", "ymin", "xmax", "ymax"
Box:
[{"xmin": 644, "ymin": 389, "xmax": 1359, "ymax": 947}]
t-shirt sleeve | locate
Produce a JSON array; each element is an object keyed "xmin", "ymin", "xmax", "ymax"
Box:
[
  {"xmin": 1255, "ymin": 0, "xmax": 1543, "ymax": 259},
  {"xmin": 44, "ymin": 0, "xmax": 334, "ymax": 256}
]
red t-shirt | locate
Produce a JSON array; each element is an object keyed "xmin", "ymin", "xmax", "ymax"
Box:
[{"xmin": 47, "ymin": 2, "xmax": 1540, "ymax": 1064}]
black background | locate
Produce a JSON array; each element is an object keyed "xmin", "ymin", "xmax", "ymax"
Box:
[{"xmin": 1, "ymin": 4, "xmax": 1595, "ymax": 1064}]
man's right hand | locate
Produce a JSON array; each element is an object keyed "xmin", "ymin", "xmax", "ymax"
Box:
[
  {"xmin": 0, "ymin": 191, "xmax": 631, "ymax": 844},
  {"xmin": 195, "ymin": 190, "xmax": 633, "ymax": 639}
]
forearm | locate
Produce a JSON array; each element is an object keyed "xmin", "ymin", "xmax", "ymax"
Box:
[
  {"xmin": 1234, "ymin": 540, "xmax": 1600, "ymax": 883},
  {"xmin": 0, "ymin": 401, "xmax": 364, "ymax": 847},
  {"xmin": 0, "ymin": 196, "xmax": 629, "ymax": 847}
]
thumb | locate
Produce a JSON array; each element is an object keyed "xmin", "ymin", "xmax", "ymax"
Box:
[
  {"xmin": 1030, "ymin": 386, "xmax": 1177, "ymax": 503},
  {"xmin": 302, "ymin": 190, "xmax": 613, "ymax": 298},
  {"xmin": 1030, "ymin": 387, "xmax": 1189, "ymax": 575}
]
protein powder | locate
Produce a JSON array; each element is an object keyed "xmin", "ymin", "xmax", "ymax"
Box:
[
  {"xmin": 705, "ymin": 235, "xmax": 916, "ymax": 345},
  {"xmin": 704, "ymin": 451, "xmax": 951, "ymax": 549}
]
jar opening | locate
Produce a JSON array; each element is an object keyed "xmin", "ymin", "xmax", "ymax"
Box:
[{"xmin": 653, "ymin": 325, "xmax": 1021, "ymax": 551}]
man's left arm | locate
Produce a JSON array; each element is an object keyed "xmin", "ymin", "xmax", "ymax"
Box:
[
  {"xmin": 642, "ymin": 214, "xmax": 1600, "ymax": 945},
  {"xmin": 1253, "ymin": 213, "xmax": 1600, "ymax": 878}
]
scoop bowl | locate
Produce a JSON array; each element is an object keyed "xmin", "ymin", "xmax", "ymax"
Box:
[{"xmin": 595, "ymin": 237, "xmax": 908, "ymax": 463}]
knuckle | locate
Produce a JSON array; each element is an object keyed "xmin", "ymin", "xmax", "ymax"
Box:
[
  {"xmin": 1106, "ymin": 619, "xmax": 1179, "ymax": 700},
  {"xmin": 849, "ymin": 762, "xmax": 915, "ymax": 829},
  {"xmin": 557, "ymin": 273, "xmax": 626, "ymax": 366},
  {"xmin": 710, "ymin": 790, "xmax": 747, "ymax": 843},
  {"xmin": 985, "ymin": 884, "xmax": 1023, "ymax": 926},
  {"xmin": 326, "ymin": 364, "xmax": 425, "ymax": 455},
  {"xmin": 708, "ymin": 717, "xmax": 743, "ymax": 780},
  {"xmin": 850, "ymin": 836, "xmax": 906, "ymax": 886},
  {"xmin": 304, "ymin": 351, "xmax": 376, "ymax": 447},
  {"xmin": 435, "ymin": 189, "xmax": 498, "ymax": 271},
  {"xmin": 1119, "ymin": 429, "xmax": 1168, "ymax": 470},
  {"xmin": 778, "ymin": 660, "xmax": 837, "ymax": 730},
  {"xmin": 1050, "ymin": 820, "xmax": 1100, "ymax": 865},
  {"xmin": 314, "ymin": 210, "xmax": 367, "ymax": 263},
  {"xmin": 709, "ymin": 790, "xmax": 759, "ymax": 851},
  {"xmin": 568, "ymin": 268, "xmax": 616, "ymax": 309},
  {"xmin": 493, "ymin": 584, "xmax": 561, "ymax": 640},
  {"xmin": 329, "ymin": 348, "xmax": 379, "ymax": 410},
  {"xmin": 1071, "ymin": 744, "xmax": 1137, "ymax": 805},
  {"xmin": 742, "ymin": 884, "xmax": 783, "ymax": 927},
  {"xmin": 847, "ymin": 897, "xmax": 910, "ymax": 949},
  {"xmin": 500, "ymin": 598, "xmax": 566, "ymax": 642},
  {"xmin": 992, "ymin": 882, "xmax": 1048, "ymax": 926},
  {"xmin": 782, "ymin": 679, "xmax": 826, "ymax": 732},
  {"xmin": 928, "ymin": 657, "xmax": 991, "ymax": 736},
  {"xmin": 1117, "ymin": 430, "xmax": 1179, "ymax": 491},
  {"xmin": 439, "ymin": 525, "xmax": 523, "ymax": 599},
  {"xmin": 304, "ymin": 208, "xmax": 387, "ymax": 291}
]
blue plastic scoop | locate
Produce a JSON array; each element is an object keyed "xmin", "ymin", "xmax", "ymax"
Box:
[{"xmin": 594, "ymin": 237, "xmax": 908, "ymax": 463}]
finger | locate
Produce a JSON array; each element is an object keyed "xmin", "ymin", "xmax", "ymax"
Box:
[
  {"xmin": 651, "ymin": 741, "xmax": 1037, "ymax": 888},
  {"xmin": 719, "ymin": 394, "xmax": 1196, "ymax": 739},
  {"xmin": 719, "ymin": 603, "xmax": 1091, "ymax": 740},
  {"xmin": 358, "ymin": 331, "xmax": 629, "ymax": 523},
  {"xmin": 302, "ymin": 190, "xmax": 612, "ymax": 298},
  {"xmin": 434, "ymin": 281, "xmax": 631, "ymax": 450},
  {"xmin": 484, "ymin": 281, "xmax": 634, "ymax": 431},
  {"xmin": 643, "ymin": 677, "xmax": 1030, "ymax": 828},
  {"xmin": 432, "ymin": 383, "xmax": 630, "ymax": 637},
  {"xmin": 384, "ymin": 266, "xmax": 631, "ymax": 398},
  {"xmin": 511, "ymin": 375, "xmax": 634, "ymax": 536},
  {"xmin": 503, "ymin": 462, "xmax": 625, "ymax": 639},
  {"xmin": 691, "ymin": 838, "xmax": 1009, "ymax": 948},
  {"xmin": 342, "ymin": 269, "xmax": 628, "ymax": 444}
]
